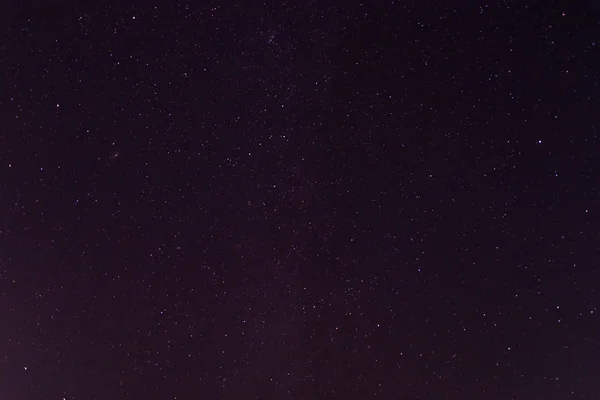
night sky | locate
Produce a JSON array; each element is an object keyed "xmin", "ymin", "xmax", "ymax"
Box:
[{"xmin": 1, "ymin": 0, "xmax": 599, "ymax": 399}]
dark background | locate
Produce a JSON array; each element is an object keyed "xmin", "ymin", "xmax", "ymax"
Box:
[{"xmin": 1, "ymin": 0, "xmax": 599, "ymax": 398}]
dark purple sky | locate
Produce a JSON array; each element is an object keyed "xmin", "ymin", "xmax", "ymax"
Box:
[{"xmin": 1, "ymin": 0, "xmax": 599, "ymax": 399}]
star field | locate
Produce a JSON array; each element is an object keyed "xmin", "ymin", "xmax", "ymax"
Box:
[{"xmin": 0, "ymin": 0, "xmax": 599, "ymax": 399}]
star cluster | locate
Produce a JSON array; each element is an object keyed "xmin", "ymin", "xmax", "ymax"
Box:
[{"xmin": 0, "ymin": 1, "xmax": 599, "ymax": 399}]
